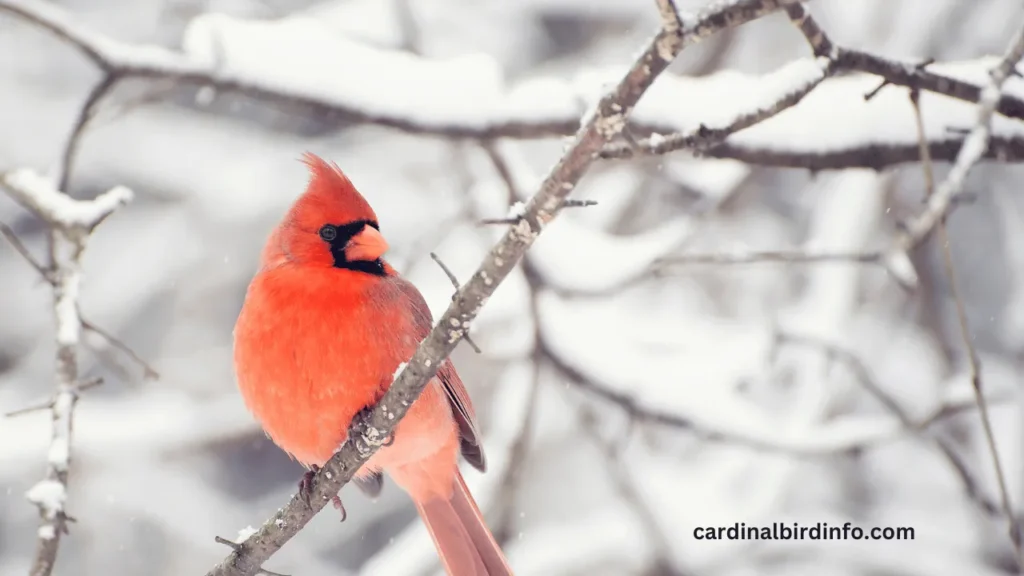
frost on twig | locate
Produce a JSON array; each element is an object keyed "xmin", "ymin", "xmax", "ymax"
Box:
[
  {"xmin": 203, "ymin": 2, "xmax": 808, "ymax": 575},
  {"xmin": 1, "ymin": 169, "xmax": 133, "ymax": 576}
]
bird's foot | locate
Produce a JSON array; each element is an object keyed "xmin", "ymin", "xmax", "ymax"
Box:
[
  {"xmin": 299, "ymin": 464, "xmax": 319, "ymax": 510},
  {"xmin": 332, "ymin": 494, "xmax": 347, "ymax": 522}
]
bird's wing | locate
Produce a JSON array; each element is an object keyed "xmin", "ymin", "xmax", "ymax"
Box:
[{"xmin": 392, "ymin": 276, "xmax": 487, "ymax": 472}]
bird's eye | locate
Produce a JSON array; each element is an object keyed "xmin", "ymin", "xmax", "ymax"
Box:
[{"xmin": 318, "ymin": 224, "xmax": 338, "ymax": 242}]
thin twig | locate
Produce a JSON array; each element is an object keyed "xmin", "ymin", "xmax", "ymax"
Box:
[
  {"xmin": 2, "ymin": 170, "xmax": 133, "ymax": 576},
  {"xmin": 910, "ymin": 56, "xmax": 1024, "ymax": 565},
  {"xmin": 204, "ymin": 2, "xmax": 807, "ymax": 574},
  {"xmin": 428, "ymin": 252, "xmax": 482, "ymax": 354},
  {"xmin": 79, "ymin": 317, "xmax": 160, "ymax": 379},
  {"xmin": 878, "ymin": 23, "xmax": 1024, "ymax": 292},
  {"xmin": 0, "ymin": 221, "xmax": 53, "ymax": 279},
  {"xmin": 1, "ymin": 220, "xmax": 159, "ymax": 379},
  {"xmin": 5, "ymin": 377, "xmax": 103, "ymax": 418},
  {"xmin": 656, "ymin": 249, "xmax": 882, "ymax": 268},
  {"xmin": 480, "ymin": 140, "xmax": 547, "ymax": 544},
  {"xmin": 479, "ymin": 200, "xmax": 598, "ymax": 225},
  {"xmin": 703, "ymin": 136, "xmax": 1024, "ymax": 170},
  {"xmin": 492, "ymin": 357, "xmax": 543, "ymax": 545},
  {"xmin": 578, "ymin": 403, "xmax": 687, "ymax": 576},
  {"xmin": 776, "ymin": 332, "xmax": 1005, "ymax": 518},
  {"xmin": 57, "ymin": 74, "xmax": 120, "ymax": 193}
]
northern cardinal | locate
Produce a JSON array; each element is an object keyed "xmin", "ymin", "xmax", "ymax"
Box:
[{"xmin": 232, "ymin": 154, "xmax": 512, "ymax": 575}]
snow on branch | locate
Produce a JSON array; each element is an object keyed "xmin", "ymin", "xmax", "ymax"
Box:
[
  {"xmin": 0, "ymin": 170, "xmax": 133, "ymax": 576},
  {"xmin": 897, "ymin": 17, "xmax": 1024, "ymax": 566},
  {"xmin": 3, "ymin": 170, "xmax": 131, "ymax": 230},
  {"xmin": 5, "ymin": 0, "xmax": 1024, "ymax": 173},
  {"xmin": 600, "ymin": 55, "xmax": 834, "ymax": 159},
  {"xmin": 602, "ymin": 53, "xmax": 1024, "ymax": 169},
  {"xmin": 203, "ymin": 1, "xmax": 809, "ymax": 575},
  {"xmin": 892, "ymin": 26, "xmax": 1024, "ymax": 260}
]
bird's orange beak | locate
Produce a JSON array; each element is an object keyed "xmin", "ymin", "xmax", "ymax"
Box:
[{"xmin": 345, "ymin": 226, "xmax": 390, "ymax": 262}]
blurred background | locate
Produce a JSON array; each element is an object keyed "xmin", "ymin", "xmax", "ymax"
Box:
[{"xmin": 1, "ymin": 0, "xmax": 1023, "ymax": 575}]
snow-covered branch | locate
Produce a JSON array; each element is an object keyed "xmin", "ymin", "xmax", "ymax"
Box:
[
  {"xmin": 6, "ymin": 0, "xmax": 1024, "ymax": 174},
  {"xmin": 2, "ymin": 170, "xmax": 131, "ymax": 231},
  {"xmin": 894, "ymin": 26, "xmax": 1024, "ymax": 256},
  {"xmin": 600, "ymin": 55, "xmax": 834, "ymax": 160},
  {"xmin": 203, "ymin": 1, "xmax": 808, "ymax": 575},
  {"xmin": 901, "ymin": 17, "xmax": 1024, "ymax": 567},
  {"xmin": 0, "ymin": 170, "xmax": 133, "ymax": 576}
]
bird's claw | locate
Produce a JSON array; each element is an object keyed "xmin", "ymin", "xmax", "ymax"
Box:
[
  {"xmin": 299, "ymin": 464, "xmax": 319, "ymax": 510},
  {"xmin": 353, "ymin": 406, "xmax": 374, "ymax": 435},
  {"xmin": 332, "ymin": 495, "xmax": 347, "ymax": 522}
]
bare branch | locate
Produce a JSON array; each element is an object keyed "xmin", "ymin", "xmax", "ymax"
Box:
[
  {"xmin": 1, "ymin": 170, "xmax": 133, "ymax": 576},
  {"xmin": 492, "ymin": 359, "xmax": 542, "ymax": 545},
  {"xmin": 57, "ymin": 74, "xmax": 120, "ymax": 193},
  {"xmin": 656, "ymin": 249, "xmax": 882, "ymax": 268},
  {"xmin": 908, "ymin": 47, "xmax": 1024, "ymax": 565},
  {"xmin": 702, "ymin": 135, "xmax": 1024, "ymax": 170},
  {"xmin": 776, "ymin": 332, "xmax": 1007, "ymax": 519},
  {"xmin": 1, "ymin": 221, "xmax": 159, "ymax": 379},
  {"xmin": 652, "ymin": 247, "xmax": 923, "ymax": 287},
  {"xmin": 203, "ymin": 2, "xmax": 808, "ymax": 574},
  {"xmin": 5, "ymin": 377, "xmax": 102, "ymax": 418},
  {"xmin": 479, "ymin": 200, "xmax": 597, "ymax": 225},
  {"xmin": 79, "ymin": 318, "xmax": 160, "ymax": 380},
  {"xmin": 0, "ymin": 222, "xmax": 53, "ymax": 279},
  {"xmin": 578, "ymin": 404, "xmax": 686, "ymax": 576}
]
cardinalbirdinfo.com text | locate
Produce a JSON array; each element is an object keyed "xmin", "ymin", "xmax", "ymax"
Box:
[{"xmin": 694, "ymin": 522, "xmax": 915, "ymax": 541}]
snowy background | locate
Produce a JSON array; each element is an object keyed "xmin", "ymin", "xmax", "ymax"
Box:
[{"xmin": 2, "ymin": 0, "xmax": 1024, "ymax": 575}]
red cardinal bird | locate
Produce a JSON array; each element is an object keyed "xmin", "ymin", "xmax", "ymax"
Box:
[{"xmin": 233, "ymin": 154, "xmax": 512, "ymax": 575}]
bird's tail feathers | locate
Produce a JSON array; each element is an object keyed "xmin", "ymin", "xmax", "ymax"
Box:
[{"xmin": 415, "ymin": 470, "xmax": 513, "ymax": 576}]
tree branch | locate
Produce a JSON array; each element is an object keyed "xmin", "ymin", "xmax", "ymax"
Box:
[
  {"xmin": 202, "ymin": 1, "xmax": 809, "ymax": 574},
  {"xmin": 785, "ymin": 3, "xmax": 1024, "ymax": 122},
  {"xmin": 600, "ymin": 55, "xmax": 833, "ymax": 160},
  {"xmin": 702, "ymin": 135, "xmax": 1024, "ymax": 170},
  {"xmin": 1, "ymin": 170, "xmax": 133, "ymax": 576},
  {"xmin": 776, "ymin": 332, "xmax": 1007, "ymax": 519},
  {"xmin": 5, "ymin": 0, "xmax": 1024, "ymax": 162},
  {"xmin": 906, "ymin": 28, "xmax": 1024, "ymax": 564},
  {"xmin": 886, "ymin": 15, "xmax": 1024, "ymax": 286},
  {"xmin": 1, "ymin": 222, "xmax": 159, "ymax": 380}
]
